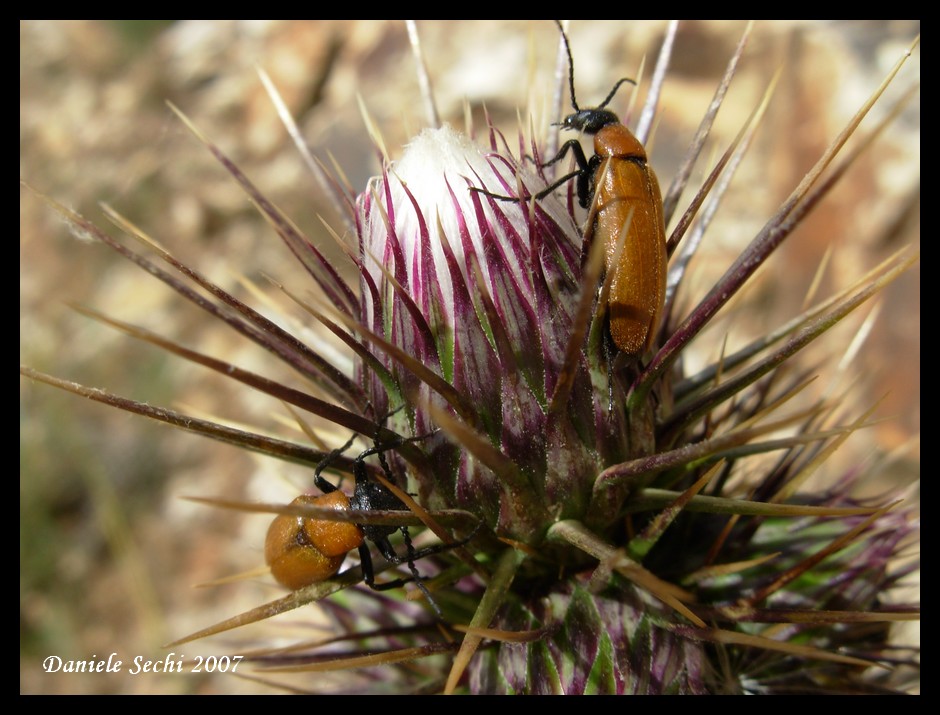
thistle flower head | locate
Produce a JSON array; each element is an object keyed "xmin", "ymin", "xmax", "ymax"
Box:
[
  {"xmin": 356, "ymin": 123, "xmax": 622, "ymax": 540},
  {"xmin": 345, "ymin": 100, "xmax": 920, "ymax": 690}
]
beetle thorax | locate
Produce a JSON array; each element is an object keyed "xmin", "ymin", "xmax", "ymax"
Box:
[{"xmin": 593, "ymin": 123, "xmax": 647, "ymax": 161}]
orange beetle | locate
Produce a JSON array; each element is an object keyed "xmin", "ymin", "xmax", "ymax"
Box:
[
  {"xmin": 264, "ymin": 491, "xmax": 363, "ymax": 591},
  {"xmin": 545, "ymin": 21, "xmax": 667, "ymax": 357},
  {"xmin": 263, "ymin": 435, "xmax": 478, "ymax": 618}
]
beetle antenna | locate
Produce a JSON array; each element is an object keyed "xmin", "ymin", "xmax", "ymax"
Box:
[
  {"xmin": 597, "ymin": 77, "xmax": 637, "ymax": 111},
  {"xmin": 314, "ymin": 433, "xmax": 358, "ymax": 494},
  {"xmin": 555, "ymin": 20, "xmax": 580, "ymax": 112}
]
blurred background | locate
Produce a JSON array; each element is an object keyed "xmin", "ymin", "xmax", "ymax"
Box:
[{"xmin": 21, "ymin": 20, "xmax": 919, "ymax": 693}]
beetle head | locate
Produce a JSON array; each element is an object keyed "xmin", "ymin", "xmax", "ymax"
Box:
[{"xmin": 556, "ymin": 108, "xmax": 621, "ymax": 135}]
